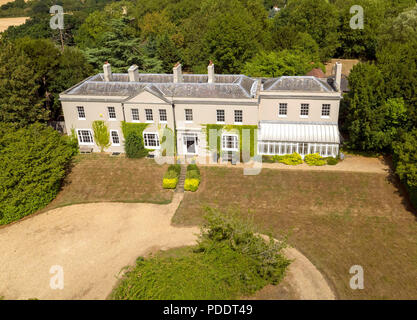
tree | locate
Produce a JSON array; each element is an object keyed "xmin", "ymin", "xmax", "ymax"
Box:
[
  {"xmin": 125, "ymin": 131, "xmax": 148, "ymax": 158},
  {"xmin": 0, "ymin": 123, "xmax": 77, "ymax": 225},
  {"xmin": 92, "ymin": 121, "xmax": 111, "ymax": 152},
  {"xmin": 273, "ymin": 0, "xmax": 340, "ymax": 61},
  {"xmin": 242, "ymin": 50, "xmax": 323, "ymax": 77}
]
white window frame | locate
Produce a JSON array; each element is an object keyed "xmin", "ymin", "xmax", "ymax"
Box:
[
  {"xmin": 76, "ymin": 129, "xmax": 94, "ymax": 145},
  {"xmin": 107, "ymin": 106, "xmax": 116, "ymax": 120},
  {"xmin": 131, "ymin": 108, "xmax": 139, "ymax": 122},
  {"xmin": 222, "ymin": 133, "xmax": 239, "ymax": 151},
  {"xmin": 321, "ymin": 104, "xmax": 331, "ymax": 118},
  {"xmin": 234, "ymin": 110, "xmax": 243, "ymax": 124},
  {"xmin": 110, "ymin": 130, "xmax": 120, "ymax": 146},
  {"xmin": 278, "ymin": 103, "xmax": 287, "ymax": 117},
  {"xmin": 159, "ymin": 109, "xmax": 167, "ymax": 123},
  {"xmin": 183, "ymin": 133, "xmax": 198, "ymax": 155},
  {"xmin": 77, "ymin": 106, "xmax": 86, "ymax": 120},
  {"xmin": 300, "ymin": 104, "xmax": 309, "ymax": 118},
  {"xmin": 185, "ymin": 109, "xmax": 193, "ymax": 123},
  {"xmin": 145, "ymin": 109, "xmax": 153, "ymax": 123},
  {"xmin": 143, "ymin": 132, "xmax": 160, "ymax": 149},
  {"xmin": 217, "ymin": 109, "xmax": 225, "ymax": 124}
]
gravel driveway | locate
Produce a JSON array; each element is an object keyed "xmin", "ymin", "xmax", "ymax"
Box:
[{"xmin": 0, "ymin": 194, "xmax": 199, "ymax": 300}]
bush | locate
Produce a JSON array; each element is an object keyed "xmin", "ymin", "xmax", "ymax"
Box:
[
  {"xmin": 186, "ymin": 169, "xmax": 200, "ymax": 180},
  {"xmin": 111, "ymin": 207, "xmax": 290, "ymax": 300},
  {"xmin": 187, "ymin": 164, "xmax": 200, "ymax": 174},
  {"xmin": 304, "ymin": 153, "xmax": 326, "ymax": 166},
  {"xmin": 0, "ymin": 123, "xmax": 77, "ymax": 225},
  {"xmin": 163, "ymin": 168, "xmax": 179, "ymax": 189},
  {"xmin": 168, "ymin": 164, "xmax": 181, "ymax": 176},
  {"xmin": 274, "ymin": 153, "xmax": 303, "ymax": 165},
  {"xmin": 262, "ymin": 155, "xmax": 275, "ymax": 163},
  {"xmin": 125, "ymin": 131, "xmax": 148, "ymax": 159},
  {"xmin": 326, "ymin": 157, "xmax": 338, "ymax": 165},
  {"xmin": 184, "ymin": 178, "xmax": 200, "ymax": 192}
]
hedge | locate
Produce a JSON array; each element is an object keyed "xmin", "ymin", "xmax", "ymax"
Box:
[
  {"xmin": 272, "ymin": 153, "xmax": 303, "ymax": 165},
  {"xmin": 184, "ymin": 165, "xmax": 201, "ymax": 192},
  {"xmin": 162, "ymin": 164, "xmax": 181, "ymax": 189},
  {"xmin": 0, "ymin": 123, "xmax": 78, "ymax": 225},
  {"xmin": 304, "ymin": 153, "xmax": 326, "ymax": 166}
]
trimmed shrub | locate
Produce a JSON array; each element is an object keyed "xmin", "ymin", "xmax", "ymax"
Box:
[
  {"xmin": 184, "ymin": 178, "xmax": 200, "ymax": 192},
  {"xmin": 187, "ymin": 164, "xmax": 200, "ymax": 174},
  {"xmin": 0, "ymin": 123, "xmax": 77, "ymax": 225},
  {"xmin": 186, "ymin": 169, "xmax": 200, "ymax": 180},
  {"xmin": 274, "ymin": 153, "xmax": 303, "ymax": 165},
  {"xmin": 125, "ymin": 131, "xmax": 148, "ymax": 159},
  {"xmin": 304, "ymin": 153, "xmax": 326, "ymax": 166},
  {"xmin": 163, "ymin": 167, "xmax": 179, "ymax": 189},
  {"xmin": 326, "ymin": 157, "xmax": 338, "ymax": 165},
  {"xmin": 168, "ymin": 164, "xmax": 181, "ymax": 176}
]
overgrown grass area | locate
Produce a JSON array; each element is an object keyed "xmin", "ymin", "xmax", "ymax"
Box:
[
  {"xmin": 172, "ymin": 167, "xmax": 417, "ymax": 299},
  {"xmin": 44, "ymin": 153, "xmax": 173, "ymax": 210},
  {"xmin": 111, "ymin": 209, "xmax": 290, "ymax": 300}
]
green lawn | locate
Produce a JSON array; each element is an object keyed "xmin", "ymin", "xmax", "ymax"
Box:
[{"xmin": 173, "ymin": 166, "xmax": 417, "ymax": 299}]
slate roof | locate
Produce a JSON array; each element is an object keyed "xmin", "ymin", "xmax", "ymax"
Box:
[
  {"xmin": 65, "ymin": 73, "xmax": 259, "ymax": 99},
  {"xmin": 262, "ymin": 76, "xmax": 335, "ymax": 92}
]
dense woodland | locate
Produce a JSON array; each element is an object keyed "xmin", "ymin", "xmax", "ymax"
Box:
[{"xmin": 0, "ymin": 0, "xmax": 416, "ymax": 221}]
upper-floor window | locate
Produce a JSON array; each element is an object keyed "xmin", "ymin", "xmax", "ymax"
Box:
[
  {"xmin": 77, "ymin": 106, "xmax": 86, "ymax": 120},
  {"xmin": 217, "ymin": 109, "xmax": 225, "ymax": 123},
  {"xmin": 110, "ymin": 130, "xmax": 120, "ymax": 145},
  {"xmin": 143, "ymin": 133, "xmax": 160, "ymax": 149},
  {"xmin": 185, "ymin": 109, "xmax": 193, "ymax": 122},
  {"xmin": 131, "ymin": 108, "xmax": 139, "ymax": 121},
  {"xmin": 222, "ymin": 134, "xmax": 239, "ymax": 151},
  {"xmin": 145, "ymin": 109, "xmax": 153, "ymax": 122},
  {"xmin": 322, "ymin": 104, "xmax": 331, "ymax": 117},
  {"xmin": 279, "ymin": 103, "xmax": 287, "ymax": 117},
  {"xmin": 159, "ymin": 109, "xmax": 167, "ymax": 122},
  {"xmin": 234, "ymin": 110, "xmax": 243, "ymax": 124},
  {"xmin": 108, "ymin": 106, "xmax": 116, "ymax": 120},
  {"xmin": 77, "ymin": 129, "xmax": 93, "ymax": 144},
  {"xmin": 300, "ymin": 104, "xmax": 309, "ymax": 117}
]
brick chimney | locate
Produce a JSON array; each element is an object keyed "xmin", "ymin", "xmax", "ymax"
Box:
[
  {"xmin": 103, "ymin": 62, "xmax": 112, "ymax": 82},
  {"xmin": 128, "ymin": 65, "xmax": 139, "ymax": 82},
  {"xmin": 208, "ymin": 60, "xmax": 215, "ymax": 84},
  {"xmin": 173, "ymin": 62, "xmax": 183, "ymax": 83}
]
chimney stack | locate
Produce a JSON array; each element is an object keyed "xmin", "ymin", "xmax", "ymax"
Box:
[
  {"xmin": 173, "ymin": 62, "xmax": 183, "ymax": 83},
  {"xmin": 208, "ymin": 60, "xmax": 215, "ymax": 84},
  {"xmin": 128, "ymin": 65, "xmax": 139, "ymax": 82},
  {"xmin": 334, "ymin": 62, "xmax": 342, "ymax": 92},
  {"xmin": 103, "ymin": 62, "xmax": 112, "ymax": 82}
]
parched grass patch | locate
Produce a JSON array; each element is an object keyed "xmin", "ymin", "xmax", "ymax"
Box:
[
  {"xmin": 45, "ymin": 153, "xmax": 173, "ymax": 210},
  {"xmin": 173, "ymin": 167, "xmax": 417, "ymax": 299},
  {"xmin": 111, "ymin": 209, "xmax": 290, "ymax": 300}
]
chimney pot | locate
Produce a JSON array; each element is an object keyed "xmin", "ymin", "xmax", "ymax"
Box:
[
  {"xmin": 128, "ymin": 65, "xmax": 139, "ymax": 82},
  {"xmin": 173, "ymin": 62, "xmax": 183, "ymax": 83},
  {"xmin": 103, "ymin": 63, "xmax": 112, "ymax": 82}
]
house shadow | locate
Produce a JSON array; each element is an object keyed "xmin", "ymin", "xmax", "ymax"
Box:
[{"xmin": 382, "ymin": 155, "xmax": 417, "ymax": 221}]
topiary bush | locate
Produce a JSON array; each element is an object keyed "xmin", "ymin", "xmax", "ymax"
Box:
[
  {"xmin": 162, "ymin": 170, "xmax": 178, "ymax": 189},
  {"xmin": 304, "ymin": 153, "xmax": 326, "ymax": 166},
  {"xmin": 274, "ymin": 152, "xmax": 303, "ymax": 165},
  {"xmin": 168, "ymin": 164, "xmax": 181, "ymax": 176},
  {"xmin": 125, "ymin": 131, "xmax": 148, "ymax": 158},
  {"xmin": 0, "ymin": 123, "xmax": 78, "ymax": 225},
  {"xmin": 184, "ymin": 164, "xmax": 201, "ymax": 192}
]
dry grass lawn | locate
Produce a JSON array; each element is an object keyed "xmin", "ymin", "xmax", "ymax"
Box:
[
  {"xmin": 0, "ymin": 16, "xmax": 28, "ymax": 32},
  {"xmin": 44, "ymin": 153, "xmax": 173, "ymax": 211},
  {"xmin": 172, "ymin": 167, "xmax": 417, "ymax": 299}
]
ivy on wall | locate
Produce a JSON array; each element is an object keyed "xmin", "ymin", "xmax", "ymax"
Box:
[
  {"xmin": 203, "ymin": 124, "xmax": 258, "ymax": 159},
  {"xmin": 121, "ymin": 121, "xmax": 150, "ymax": 139}
]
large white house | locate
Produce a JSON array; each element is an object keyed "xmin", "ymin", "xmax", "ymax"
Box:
[{"xmin": 60, "ymin": 61, "xmax": 342, "ymax": 160}]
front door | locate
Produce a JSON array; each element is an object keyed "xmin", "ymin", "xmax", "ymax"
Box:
[{"xmin": 184, "ymin": 135, "xmax": 197, "ymax": 155}]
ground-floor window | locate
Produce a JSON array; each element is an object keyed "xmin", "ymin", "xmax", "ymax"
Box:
[
  {"xmin": 143, "ymin": 132, "xmax": 160, "ymax": 149},
  {"xmin": 258, "ymin": 141, "xmax": 338, "ymax": 157},
  {"xmin": 222, "ymin": 134, "xmax": 239, "ymax": 151},
  {"xmin": 110, "ymin": 130, "xmax": 120, "ymax": 146},
  {"xmin": 77, "ymin": 129, "xmax": 94, "ymax": 145}
]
